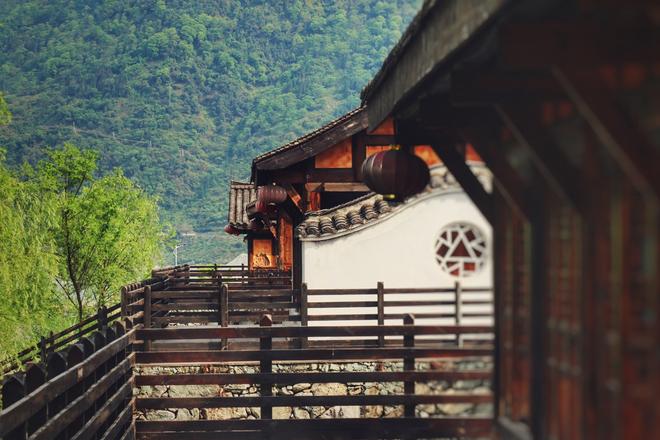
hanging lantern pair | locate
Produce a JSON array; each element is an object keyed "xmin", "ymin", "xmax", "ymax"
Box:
[{"xmin": 361, "ymin": 147, "xmax": 429, "ymax": 201}]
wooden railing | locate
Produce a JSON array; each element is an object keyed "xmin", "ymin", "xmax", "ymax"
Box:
[
  {"xmin": 1, "ymin": 304, "xmax": 122, "ymax": 376},
  {"xmin": 134, "ymin": 313, "xmax": 493, "ymax": 439},
  {"xmin": 0, "ymin": 320, "xmax": 135, "ymax": 440},
  {"xmin": 1, "ymin": 265, "xmax": 494, "ymax": 439}
]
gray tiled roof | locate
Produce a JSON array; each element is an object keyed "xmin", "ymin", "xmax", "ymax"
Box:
[
  {"xmin": 297, "ymin": 163, "xmax": 491, "ymax": 240},
  {"xmin": 227, "ymin": 181, "xmax": 257, "ymax": 230}
]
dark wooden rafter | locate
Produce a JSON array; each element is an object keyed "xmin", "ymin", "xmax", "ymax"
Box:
[
  {"xmin": 553, "ymin": 67, "xmax": 660, "ymax": 200},
  {"xmin": 495, "ymin": 101, "xmax": 583, "ymax": 213},
  {"xmin": 430, "ymin": 142, "xmax": 494, "ymax": 224},
  {"xmin": 456, "ymin": 112, "xmax": 534, "ymax": 221}
]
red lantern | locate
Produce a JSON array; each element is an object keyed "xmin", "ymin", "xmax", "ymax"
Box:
[
  {"xmin": 224, "ymin": 224, "xmax": 240, "ymax": 235},
  {"xmin": 361, "ymin": 149, "xmax": 429, "ymax": 200},
  {"xmin": 257, "ymin": 185, "xmax": 287, "ymax": 204},
  {"xmin": 255, "ymin": 200, "xmax": 268, "ymax": 213}
]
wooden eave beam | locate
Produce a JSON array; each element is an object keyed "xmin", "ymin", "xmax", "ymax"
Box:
[
  {"xmin": 553, "ymin": 67, "xmax": 660, "ymax": 200},
  {"xmin": 255, "ymin": 112, "xmax": 369, "ymax": 171}
]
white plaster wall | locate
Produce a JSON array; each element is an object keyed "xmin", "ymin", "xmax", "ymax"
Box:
[
  {"xmin": 301, "ymin": 190, "xmax": 493, "ymax": 333},
  {"xmin": 302, "ymin": 190, "xmax": 492, "ymax": 289}
]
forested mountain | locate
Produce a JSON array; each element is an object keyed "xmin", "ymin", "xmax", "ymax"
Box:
[{"xmin": 0, "ymin": 0, "xmax": 420, "ymax": 263}]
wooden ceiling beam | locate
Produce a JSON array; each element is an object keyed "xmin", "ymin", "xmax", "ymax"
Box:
[{"xmin": 553, "ymin": 67, "xmax": 660, "ymax": 201}]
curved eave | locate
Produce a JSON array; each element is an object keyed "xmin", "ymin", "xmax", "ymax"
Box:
[{"xmin": 299, "ymin": 188, "xmax": 464, "ymax": 243}]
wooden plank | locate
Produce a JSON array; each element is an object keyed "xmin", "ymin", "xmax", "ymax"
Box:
[
  {"xmin": 135, "ymin": 347, "xmax": 493, "ymax": 364},
  {"xmin": 134, "ymin": 370, "xmax": 492, "ymax": 386},
  {"xmin": 136, "ymin": 393, "xmax": 492, "ymax": 409},
  {"xmin": 135, "ymin": 418, "xmax": 493, "ymax": 439},
  {"xmin": 136, "ymin": 325, "xmax": 493, "ymax": 340},
  {"xmin": 0, "ymin": 331, "xmax": 134, "ymax": 437}
]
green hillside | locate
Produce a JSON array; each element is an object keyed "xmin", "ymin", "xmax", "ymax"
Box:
[{"xmin": 0, "ymin": 0, "xmax": 420, "ymax": 264}]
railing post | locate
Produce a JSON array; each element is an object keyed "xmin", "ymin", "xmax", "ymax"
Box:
[
  {"xmin": 221, "ymin": 284, "xmax": 229, "ymax": 349},
  {"xmin": 260, "ymin": 314, "xmax": 273, "ymax": 420},
  {"xmin": 39, "ymin": 336, "xmax": 47, "ymax": 363},
  {"xmin": 120, "ymin": 286, "xmax": 128, "ymax": 318},
  {"xmin": 377, "ymin": 281, "xmax": 385, "ymax": 347},
  {"xmin": 98, "ymin": 306, "xmax": 108, "ymax": 330},
  {"xmin": 300, "ymin": 283, "xmax": 308, "ymax": 348},
  {"xmin": 144, "ymin": 285, "xmax": 152, "ymax": 351},
  {"xmin": 2, "ymin": 375, "xmax": 27, "ymax": 439},
  {"xmin": 455, "ymin": 280, "xmax": 463, "ymax": 347},
  {"xmin": 403, "ymin": 313, "xmax": 415, "ymax": 418}
]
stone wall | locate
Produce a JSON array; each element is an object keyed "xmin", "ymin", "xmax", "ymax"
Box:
[{"xmin": 135, "ymin": 358, "xmax": 492, "ymax": 422}]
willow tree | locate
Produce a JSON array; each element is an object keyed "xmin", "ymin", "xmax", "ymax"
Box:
[
  {"xmin": 0, "ymin": 152, "xmax": 63, "ymax": 357},
  {"xmin": 38, "ymin": 144, "xmax": 166, "ymax": 320}
]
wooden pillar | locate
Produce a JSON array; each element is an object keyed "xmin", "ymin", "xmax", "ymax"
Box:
[
  {"xmin": 260, "ymin": 314, "xmax": 273, "ymax": 420},
  {"xmin": 300, "ymin": 283, "xmax": 309, "ymax": 349},
  {"xmin": 120, "ymin": 286, "xmax": 128, "ymax": 318},
  {"xmin": 144, "ymin": 285, "xmax": 152, "ymax": 352},
  {"xmin": 455, "ymin": 281, "xmax": 463, "ymax": 347},
  {"xmin": 221, "ymin": 284, "xmax": 229, "ymax": 349},
  {"xmin": 403, "ymin": 313, "xmax": 415, "ymax": 418},
  {"xmin": 377, "ymin": 281, "xmax": 385, "ymax": 347}
]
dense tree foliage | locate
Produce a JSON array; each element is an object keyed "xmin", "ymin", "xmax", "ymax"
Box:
[
  {"xmin": 0, "ymin": 141, "xmax": 167, "ymax": 357},
  {"xmin": 0, "ymin": 0, "xmax": 420, "ymax": 263},
  {"xmin": 36, "ymin": 144, "xmax": 167, "ymax": 321}
]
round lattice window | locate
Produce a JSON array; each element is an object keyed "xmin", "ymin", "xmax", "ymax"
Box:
[{"xmin": 435, "ymin": 222, "xmax": 487, "ymax": 277}]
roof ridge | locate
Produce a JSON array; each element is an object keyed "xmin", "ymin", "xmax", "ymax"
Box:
[{"xmin": 253, "ymin": 106, "xmax": 366, "ymax": 164}]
